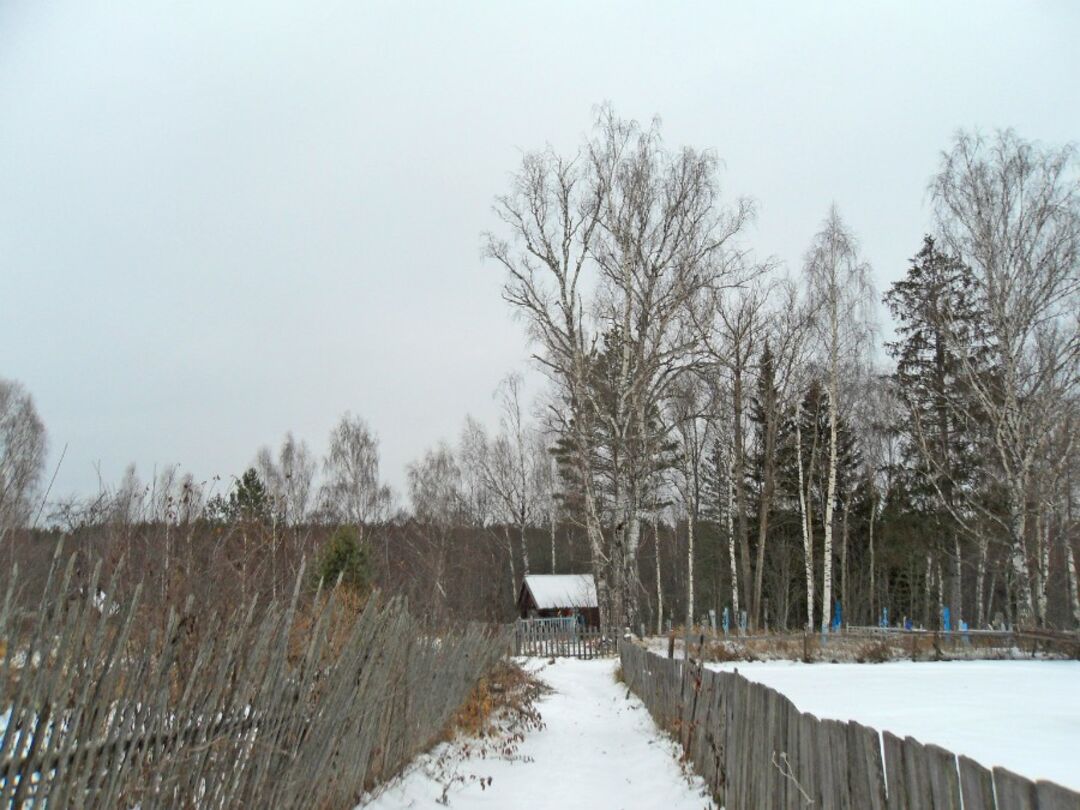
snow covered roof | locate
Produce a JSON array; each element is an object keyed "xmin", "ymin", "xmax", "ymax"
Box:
[{"xmin": 521, "ymin": 574, "xmax": 598, "ymax": 609}]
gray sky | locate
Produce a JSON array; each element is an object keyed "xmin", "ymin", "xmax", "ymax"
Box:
[{"xmin": 2, "ymin": 1, "xmax": 1078, "ymax": 503}]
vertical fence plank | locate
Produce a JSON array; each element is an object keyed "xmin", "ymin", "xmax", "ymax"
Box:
[
  {"xmin": 882, "ymin": 731, "xmax": 908, "ymax": 809},
  {"xmin": 957, "ymin": 755, "xmax": 995, "ymax": 810},
  {"xmin": 617, "ymin": 643, "xmax": 1080, "ymax": 810},
  {"xmin": 826, "ymin": 718, "xmax": 853, "ymax": 810},
  {"xmin": 766, "ymin": 688, "xmax": 788, "ymax": 809},
  {"xmin": 784, "ymin": 699, "xmax": 806, "ymax": 810},
  {"xmin": 994, "ymin": 767, "xmax": 1038, "ymax": 810},
  {"xmin": 847, "ymin": 721, "xmax": 887, "ymax": 810},
  {"xmin": 925, "ymin": 743, "xmax": 961, "ymax": 810},
  {"xmin": 799, "ymin": 711, "xmax": 822, "ymax": 807},
  {"xmin": 1036, "ymin": 779, "xmax": 1080, "ymax": 810},
  {"xmin": 900, "ymin": 735, "xmax": 933, "ymax": 810}
]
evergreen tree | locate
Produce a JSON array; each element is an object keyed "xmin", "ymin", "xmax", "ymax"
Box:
[
  {"xmin": 884, "ymin": 235, "xmax": 990, "ymax": 623},
  {"xmin": 229, "ymin": 468, "xmax": 271, "ymax": 524},
  {"xmin": 317, "ymin": 526, "xmax": 371, "ymax": 593}
]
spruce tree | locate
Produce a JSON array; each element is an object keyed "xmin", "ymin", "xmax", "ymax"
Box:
[{"xmin": 884, "ymin": 235, "xmax": 989, "ymax": 624}]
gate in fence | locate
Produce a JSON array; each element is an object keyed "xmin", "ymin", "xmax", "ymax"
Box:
[{"xmin": 513, "ymin": 619, "xmax": 615, "ymax": 659}]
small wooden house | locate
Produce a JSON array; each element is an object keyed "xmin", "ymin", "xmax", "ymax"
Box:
[{"xmin": 516, "ymin": 574, "xmax": 600, "ymax": 628}]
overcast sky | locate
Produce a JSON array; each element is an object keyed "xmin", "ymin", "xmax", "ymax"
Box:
[{"xmin": 2, "ymin": 1, "xmax": 1078, "ymax": 503}]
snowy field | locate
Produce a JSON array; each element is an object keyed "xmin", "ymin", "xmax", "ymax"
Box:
[
  {"xmin": 359, "ymin": 658, "xmax": 713, "ymax": 809},
  {"xmin": 708, "ymin": 659, "xmax": 1080, "ymax": 791}
]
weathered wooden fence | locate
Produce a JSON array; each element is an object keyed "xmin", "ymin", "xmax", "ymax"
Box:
[
  {"xmin": 619, "ymin": 641, "xmax": 1080, "ymax": 809},
  {"xmin": 514, "ymin": 619, "xmax": 615, "ymax": 659},
  {"xmin": 670, "ymin": 625, "xmax": 1080, "ymax": 664},
  {"xmin": 0, "ymin": 553, "xmax": 510, "ymax": 808}
]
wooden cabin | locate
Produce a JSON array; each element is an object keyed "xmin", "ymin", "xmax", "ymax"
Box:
[{"xmin": 516, "ymin": 574, "xmax": 600, "ymax": 628}]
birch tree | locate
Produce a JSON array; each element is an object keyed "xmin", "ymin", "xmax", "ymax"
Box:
[
  {"xmin": 486, "ymin": 125, "xmax": 612, "ymax": 623},
  {"xmin": 803, "ymin": 207, "xmax": 875, "ymax": 633},
  {"xmin": 749, "ymin": 280, "xmax": 814, "ymax": 628},
  {"xmin": 279, "ymin": 432, "xmax": 316, "ymax": 526},
  {"xmin": 322, "ymin": 414, "xmax": 392, "ymax": 531},
  {"xmin": 488, "ymin": 107, "xmax": 751, "ymax": 628},
  {"xmin": 588, "ymin": 111, "xmax": 752, "ymax": 629},
  {"xmin": 931, "ymin": 130, "xmax": 1080, "ymax": 626},
  {"xmin": 705, "ymin": 285, "xmax": 764, "ymax": 625},
  {"xmin": 0, "ymin": 377, "xmax": 47, "ymax": 538},
  {"xmin": 666, "ymin": 373, "xmax": 712, "ymax": 628},
  {"xmin": 407, "ymin": 442, "xmax": 464, "ymax": 611}
]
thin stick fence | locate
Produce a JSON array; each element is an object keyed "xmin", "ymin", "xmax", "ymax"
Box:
[
  {"xmin": 669, "ymin": 625, "xmax": 1080, "ymax": 663},
  {"xmin": 0, "ymin": 552, "xmax": 509, "ymax": 808},
  {"xmin": 513, "ymin": 620, "xmax": 615, "ymax": 659},
  {"xmin": 619, "ymin": 641, "xmax": 1080, "ymax": 810}
]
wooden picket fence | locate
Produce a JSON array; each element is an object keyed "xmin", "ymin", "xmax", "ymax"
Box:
[
  {"xmin": 0, "ymin": 554, "xmax": 510, "ymax": 808},
  {"xmin": 513, "ymin": 619, "xmax": 615, "ymax": 659},
  {"xmin": 619, "ymin": 641, "xmax": 1080, "ymax": 809}
]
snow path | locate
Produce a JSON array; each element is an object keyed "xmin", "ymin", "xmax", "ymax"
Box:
[
  {"xmin": 360, "ymin": 658, "xmax": 713, "ymax": 809},
  {"xmin": 708, "ymin": 659, "xmax": 1080, "ymax": 791}
]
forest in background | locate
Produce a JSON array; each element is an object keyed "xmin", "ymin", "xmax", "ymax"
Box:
[{"xmin": 2, "ymin": 110, "xmax": 1078, "ymax": 635}]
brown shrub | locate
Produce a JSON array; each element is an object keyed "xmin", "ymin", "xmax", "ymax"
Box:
[
  {"xmin": 448, "ymin": 661, "xmax": 547, "ymax": 740},
  {"xmin": 855, "ymin": 639, "xmax": 893, "ymax": 663}
]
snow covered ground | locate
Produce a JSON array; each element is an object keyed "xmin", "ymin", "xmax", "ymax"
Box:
[
  {"xmin": 359, "ymin": 658, "xmax": 713, "ymax": 809},
  {"xmin": 707, "ymin": 659, "xmax": 1080, "ymax": 790}
]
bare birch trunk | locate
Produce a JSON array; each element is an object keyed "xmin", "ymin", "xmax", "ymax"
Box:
[
  {"xmin": 752, "ymin": 415, "xmax": 776, "ymax": 628},
  {"xmin": 936, "ymin": 558, "xmax": 944, "ymax": 628},
  {"xmin": 550, "ymin": 513, "xmax": 556, "ymax": 573},
  {"xmin": 576, "ymin": 435, "xmax": 611, "ymax": 627},
  {"xmin": 654, "ymin": 515, "xmax": 664, "ymax": 635},
  {"xmin": 1008, "ymin": 486, "xmax": 1035, "ymax": 626},
  {"xmin": 504, "ymin": 524, "xmax": 517, "ymax": 607},
  {"xmin": 686, "ymin": 509, "xmax": 695, "ymax": 630},
  {"xmin": 726, "ymin": 445, "xmax": 740, "ymax": 620},
  {"xmin": 821, "ymin": 387, "xmax": 838, "ymax": 634},
  {"xmin": 1036, "ymin": 508, "xmax": 1050, "ymax": 627},
  {"xmin": 795, "ymin": 400, "xmax": 814, "ymax": 631},
  {"xmin": 953, "ymin": 536, "xmax": 963, "ymax": 624},
  {"xmin": 841, "ymin": 496, "xmax": 849, "ymax": 625},
  {"xmin": 732, "ymin": 365, "xmax": 752, "ymax": 627},
  {"xmin": 1066, "ymin": 542, "xmax": 1080, "ymax": 627},
  {"xmin": 976, "ymin": 536, "xmax": 989, "ymax": 627},
  {"xmin": 869, "ymin": 499, "xmax": 876, "ymax": 623},
  {"xmin": 923, "ymin": 552, "xmax": 933, "ymax": 627},
  {"xmin": 518, "ymin": 521, "xmax": 530, "ymax": 578},
  {"xmin": 622, "ymin": 509, "xmax": 643, "ymax": 630}
]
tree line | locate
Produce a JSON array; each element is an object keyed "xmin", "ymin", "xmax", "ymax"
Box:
[{"xmin": 2, "ymin": 110, "xmax": 1077, "ymax": 633}]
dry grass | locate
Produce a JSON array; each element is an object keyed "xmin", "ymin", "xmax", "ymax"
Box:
[
  {"xmin": 854, "ymin": 639, "xmax": 894, "ymax": 663},
  {"xmin": 448, "ymin": 660, "xmax": 547, "ymax": 740},
  {"xmin": 663, "ymin": 628, "xmax": 1064, "ymax": 664}
]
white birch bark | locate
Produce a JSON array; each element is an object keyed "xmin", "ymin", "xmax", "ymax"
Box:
[
  {"xmin": 654, "ymin": 515, "xmax": 664, "ymax": 635},
  {"xmin": 726, "ymin": 444, "xmax": 740, "ymax": 620},
  {"xmin": 686, "ymin": 508, "xmax": 695, "ymax": 629},
  {"xmin": 976, "ymin": 536, "xmax": 989, "ymax": 627},
  {"xmin": 795, "ymin": 398, "xmax": 814, "ymax": 632},
  {"xmin": 1067, "ymin": 542, "xmax": 1080, "ymax": 627}
]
